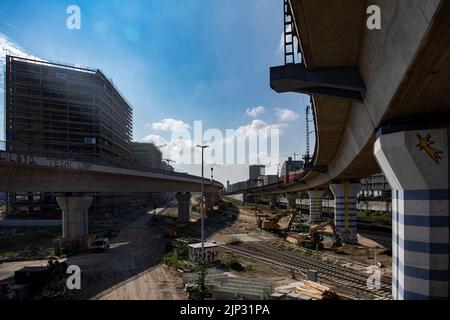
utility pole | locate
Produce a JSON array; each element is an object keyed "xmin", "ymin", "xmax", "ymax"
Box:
[{"xmin": 196, "ymin": 144, "xmax": 209, "ymax": 262}]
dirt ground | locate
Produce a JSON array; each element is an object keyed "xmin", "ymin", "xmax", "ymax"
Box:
[
  {"xmin": 213, "ymin": 199, "xmax": 392, "ymax": 278},
  {"xmin": 69, "ymin": 205, "xmax": 187, "ymax": 300},
  {"xmin": 0, "ymin": 204, "xmax": 187, "ymax": 300},
  {"xmin": 83, "ymin": 199, "xmax": 391, "ymax": 298},
  {"xmin": 96, "ymin": 265, "xmax": 186, "ymax": 300},
  {"xmin": 0, "ymin": 198, "xmax": 392, "ymax": 300}
]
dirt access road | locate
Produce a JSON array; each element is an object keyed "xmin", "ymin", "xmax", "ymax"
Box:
[{"xmin": 67, "ymin": 206, "xmax": 186, "ymax": 300}]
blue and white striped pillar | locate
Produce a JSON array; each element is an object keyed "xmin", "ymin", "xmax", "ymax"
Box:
[
  {"xmin": 307, "ymin": 189, "xmax": 324, "ymax": 224},
  {"xmin": 374, "ymin": 128, "xmax": 448, "ymax": 300},
  {"xmin": 330, "ymin": 182, "xmax": 360, "ymax": 243}
]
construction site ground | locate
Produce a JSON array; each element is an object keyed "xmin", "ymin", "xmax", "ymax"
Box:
[
  {"xmin": 0, "ymin": 197, "xmax": 392, "ymax": 300},
  {"xmin": 213, "ymin": 200, "xmax": 391, "ymax": 266},
  {"xmin": 209, "ymin": 199, "xmax": 392, "ymax": 298},
  {"xmin": 0, "ymin": 204, "xmax": 187, "ymax": 300}
]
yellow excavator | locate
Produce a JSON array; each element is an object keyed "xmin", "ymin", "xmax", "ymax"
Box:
[
  {"xmin": 288, "ymin": 220, "xmax": 342, "ymax": 250},
  {"xmin": 258, "ymin": 210, "xmax": 298, "ymax": 232}
]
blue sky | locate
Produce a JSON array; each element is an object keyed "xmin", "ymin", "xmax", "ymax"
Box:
[{"xmin": 0, "ymin": 0, "xmax": 313, "ymax": 184}]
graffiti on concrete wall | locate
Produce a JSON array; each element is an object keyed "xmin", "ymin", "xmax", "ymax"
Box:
[{"xmin": 0, "ymin": 151, "xmax": 92, "ymax": 171}]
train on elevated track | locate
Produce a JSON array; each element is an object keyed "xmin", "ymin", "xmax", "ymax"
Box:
[{"xmin": 280, "ymin": 157, "xmax": 304, "ymax": 183}]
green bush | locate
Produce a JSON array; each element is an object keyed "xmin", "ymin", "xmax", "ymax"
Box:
[
  {"xmin": 229, "ymin": 260, "xmax": 245, "ymax": 271},
  {"xmin": 226, "ymin": 237, "xmax": 243, "ymax": 246},
  {"xmin": 187, "ymin": 262, "xmax": 212, "ymax": 300},
  {"xmin": 244, "ymin": 264, "xmax": 254, "ymax": 272},
  {"xmin": 162, "ymin": 238, "xmax": 191, "ymax": 268}
]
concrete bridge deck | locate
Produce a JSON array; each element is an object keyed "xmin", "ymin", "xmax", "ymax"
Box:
[
  {"xmin": 254, "ymin": 0, "xmax": 450, "ymax": 195},
  {"xmin": 0, "ymin": 151, "xmax": 222, "ymax": 193}
]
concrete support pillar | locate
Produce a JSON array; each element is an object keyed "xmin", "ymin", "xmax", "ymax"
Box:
[
  {"xmin": 56, "ymin": 196, "xmax": 93, "ymax": 239},
  {"xmin": 374, "ymin": 128, "xmax": 449, "ymax": 300},
  {"xmin": 330, "ymin": 182, "xmax": 360, "ymax": 243},
  {"xmin": 286, "ymin": 193, "xmax": 297, "ymax": 210},
  {"xmin": 176, "ymin": 192, "xmax": 191, "ymax": 224},
  {"xmin": 205, "ymin": 192, "xmax": 215, "ymax": 214},
  {"xmin": 307, "ymin": 189, "xmax": 324, "ymax": 223},
  {"xmin": 212, "ymin": 192, "xmax": 220, "ymax": 206},
  {"xmin": 270, "ymin": 194, "xmax": 278, "ymax": 210}
]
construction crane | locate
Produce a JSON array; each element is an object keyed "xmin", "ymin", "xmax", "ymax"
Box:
[{"xmin": 303, "ymin": 104, "xmax": 312, "ymax": 164}]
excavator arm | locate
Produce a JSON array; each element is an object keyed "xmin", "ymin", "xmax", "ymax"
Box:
[
  {"xmin": 308, "ymin": 220, "xmax": 342, "ymax": 247},
  {"xmin": 261, "ymin": 210, "xmax": 298, "ymax": 231}
]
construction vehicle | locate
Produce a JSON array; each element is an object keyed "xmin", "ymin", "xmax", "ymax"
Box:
[
  {"xmin": 287, "ymin": 220, "xmax": 342, "ymax": 250},
  {"xmin": 255, "ymin": 210, "xmax": 269, "ymax": 228},
  {"xmin": 258, "ymin": 210, "xmax": 298, "ymax": 232},
  {"xmin": 165, "ymin": 227, "xmax": 177, "ymax": 238}
]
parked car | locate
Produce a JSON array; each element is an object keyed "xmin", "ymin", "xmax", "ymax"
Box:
[{"xmin": 90, "ymin": 238, "xmax": 110, "ymax": 253}]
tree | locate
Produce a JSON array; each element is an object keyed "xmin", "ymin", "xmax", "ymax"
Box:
[{"xmin": 188, "ymin": 262, "xmax": 212, "ymax": 300}]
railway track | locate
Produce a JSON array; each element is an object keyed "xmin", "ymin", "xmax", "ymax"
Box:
[
  {"xmin": 221, "ymin": 242, "xmax": 392, "ymax": 300},
  {"xmin": 265, "ymin": 242, "xmax": 391, "ymax": 286}
]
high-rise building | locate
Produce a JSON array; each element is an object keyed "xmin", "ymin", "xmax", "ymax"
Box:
[
  {"xmin": 5, "ymin": 55, "xmax": 132, "ymax": 165},
  {"xmin": 360, "ymin": 173, "xmax": 391, "ymax": 198},
  {"xmin": 249, "ymin": 165, "xmax": 265, "ymax": 182},
  {"xmin": 4, "ymin": 55, "xmax": 134, "ymax": 217}
]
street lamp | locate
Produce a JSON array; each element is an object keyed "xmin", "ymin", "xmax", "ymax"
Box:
[{"xmin": 196, "ymin": 144, "xmax": 209, "ymax": 262}]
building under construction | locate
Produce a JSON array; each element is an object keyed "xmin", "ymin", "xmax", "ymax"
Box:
[
  {"xmin": 131, "ymin": 142, "xmax": 169, "ymax": 208},
  {"xmin": 5, "ymin": 55, "xmax": 132, "ymax": 164},
  {"xmin": 3, "ymin": 55, "xmax": 158, "ymax": 217},
  {"xmin": 132, "ymin": 142, "xmax": 163, "ymax": 171}
]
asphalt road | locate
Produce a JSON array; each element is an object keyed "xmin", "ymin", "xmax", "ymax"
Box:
[{"xmin": 66, "ymin": 206, "xmax": 187, "ymax": 300}]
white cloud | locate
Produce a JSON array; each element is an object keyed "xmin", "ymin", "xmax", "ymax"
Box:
[
  {"xmin": 246, "ymin": 106, "xmax": 265, "ymax": 117},
  {"xmin": 0, "ymin": 33, "xmax": 44, "ymax": 141},
  {"xmin": 275, "ymin": 108, "xmax": 299, "ymax": 122},
  {"xmin": 139, "ymin": 133, "xmax": 195, "ymax": 164},
  {"xmin": 236, "ymin": 119, "xmax": 286, "ymax": 135},
  {"xmin": 140, "ymin": 134, "xmax": 166, "ymax": 146},
  {"xmin": 0, "ymin": 32, "xmax": 42, "ymax": 62},
  {"xmin": 148, "ymin": 118, "xmax": 190, "ymax": 132},
  {"xmin": 140, "ymin": 117, "xmax": 285, "ymax": 170}
]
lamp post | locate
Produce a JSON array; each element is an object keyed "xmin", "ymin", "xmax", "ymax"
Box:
[{"xmin": 196, "ymin": 144, "xmax": 209, "ymax": 262}]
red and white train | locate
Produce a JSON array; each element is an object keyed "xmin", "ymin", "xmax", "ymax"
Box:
[{"xmin": 280, "ymin": 157, "xmax": 304, "ymax": 183}]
